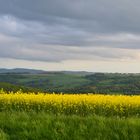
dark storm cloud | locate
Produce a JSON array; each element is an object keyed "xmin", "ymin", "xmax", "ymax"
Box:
[
  {"xmin": 0, "ymin": 0, "xmax": 140, "ymax": 62},
  {"xmin": 1, "ymin": 0, "xmax": 140, "ymax": 33}
]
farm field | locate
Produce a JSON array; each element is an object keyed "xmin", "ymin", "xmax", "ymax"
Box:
[
  {"xmin": 0, "ymin": 91, "xmax": 140, "ymax": 140},
  {"xmin": 0, "ymin": 91, "xmax": 140, "ymax": 117}
]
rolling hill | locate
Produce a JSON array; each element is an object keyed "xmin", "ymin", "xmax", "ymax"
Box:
[{"xmin": 0, "ymin": 68, "xmax": 140, "ymax": 94}]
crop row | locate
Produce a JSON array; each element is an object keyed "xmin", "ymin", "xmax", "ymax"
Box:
[{"xmin": 0, "ymin": 91, "xmax": 140, "ymax": 116}]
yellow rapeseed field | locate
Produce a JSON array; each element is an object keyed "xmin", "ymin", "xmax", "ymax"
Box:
[{"xmin": 0, "ymin": 90, "xmax": 140, "ymax": 116}]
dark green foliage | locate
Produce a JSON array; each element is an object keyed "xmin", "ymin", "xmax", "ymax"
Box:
[
  {"xmin": 0, "ymin": 82, "xmax": 41, "ymax": 93},
  {"xmin": 0, "ymin": 112, "xmax": 139, "ymax": 140},
  {"xmin": 85, "ymin": 73, "xmax": 140, "ymax": 95}
]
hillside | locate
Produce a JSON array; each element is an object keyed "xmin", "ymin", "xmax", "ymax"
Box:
[{"xmin": 0, "ymin": 69, "xmax": 140, "ymax": 94}]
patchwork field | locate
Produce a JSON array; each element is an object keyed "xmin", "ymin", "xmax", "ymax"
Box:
[{"xmin": 1, "ymin": 72, "xmax": 140, "ymax": 94}]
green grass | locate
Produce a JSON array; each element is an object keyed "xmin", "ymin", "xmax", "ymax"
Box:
[{"xmin": 0, "ymin": 112, "xmax": 139, "ymax": 140}]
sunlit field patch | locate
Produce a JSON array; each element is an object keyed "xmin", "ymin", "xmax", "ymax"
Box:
[{"xmin": 0, "ymin": 91, "xmax": 140, "ymax": 117}]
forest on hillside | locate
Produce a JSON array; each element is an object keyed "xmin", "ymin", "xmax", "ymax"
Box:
[{"xmin": 0, "ymin": 72, "xmax": 140, "ymax": 94}]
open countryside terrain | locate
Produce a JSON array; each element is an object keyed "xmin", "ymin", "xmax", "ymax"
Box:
[{"xmin": 0, "ymin": 69, "xmax": 140, "ymax": 140}]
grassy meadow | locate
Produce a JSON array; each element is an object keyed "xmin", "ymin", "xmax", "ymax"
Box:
[{"xmin": 0, "ymin": 112, "xmax": 140, "ymax": 140}]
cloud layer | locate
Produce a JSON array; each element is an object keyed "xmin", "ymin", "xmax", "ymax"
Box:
[{"xmin": 0, "ymin": 0, "xmax": 140, "ymax": 72}]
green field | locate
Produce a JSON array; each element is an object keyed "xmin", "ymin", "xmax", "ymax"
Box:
[{"xmin": 0, "ymin": 112, "xmax": 139, "ymax": 140}]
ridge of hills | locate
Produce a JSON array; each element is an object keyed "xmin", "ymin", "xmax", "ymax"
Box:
[{"xmin": 0, "ymin": 68, "xmax": 140, "ymax": 95}]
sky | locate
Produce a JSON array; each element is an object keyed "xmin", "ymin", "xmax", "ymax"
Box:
[{"xmin": 0, "ymin": 0, "xmax": 140, "ymax": 73}]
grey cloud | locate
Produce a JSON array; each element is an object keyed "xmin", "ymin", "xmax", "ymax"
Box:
[
  {"xmin": 0, "ymin": 33, "xmax": 138, "ymax": 62},
  {"xmin": 1, "ymin": 0, "xmax": 140, "ymax": 33},
  {"xmin": 0, "ymin": 0, "xmax": 140, "ymax": 63}
]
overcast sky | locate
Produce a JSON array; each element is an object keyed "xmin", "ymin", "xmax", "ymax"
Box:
[{"xmin": 0, "ymin": 0, "xmax": 140, "ymax": 72}]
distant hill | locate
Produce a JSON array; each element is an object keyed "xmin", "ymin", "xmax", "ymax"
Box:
[
  {"xmin": 61, "ymin": 71, "xmax": 94, "ymax": 76},
  {"xmin": 0, "ymin": 69, "xmax": 140, "ymax": 95},
  {"xmin": 0, "ymin": 68, "xmax": 46, "ymax": 74},
  {"xmin": 0, "ymin": 68, "xmax": 93, "ymax": 75}
]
